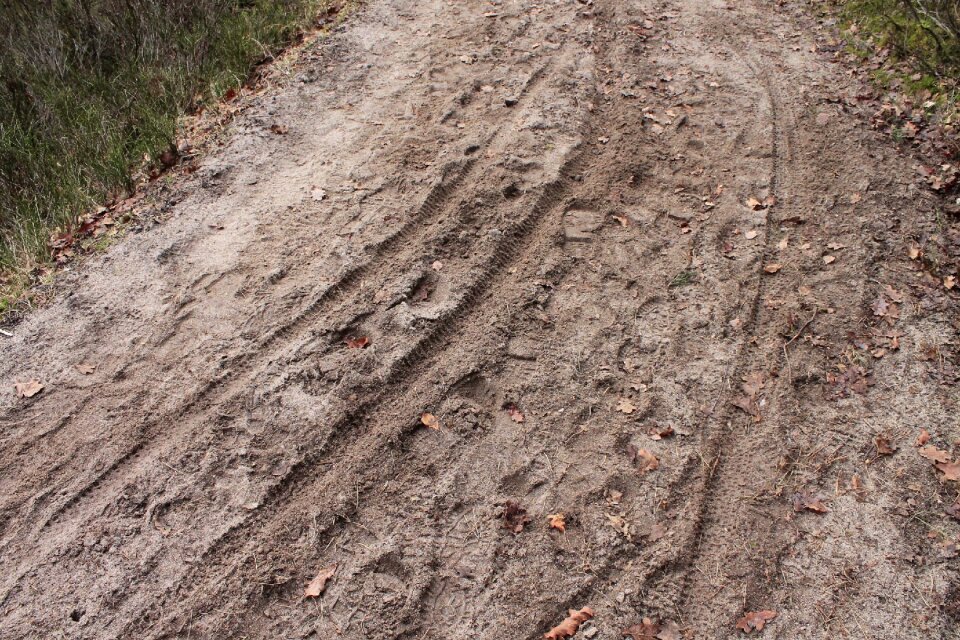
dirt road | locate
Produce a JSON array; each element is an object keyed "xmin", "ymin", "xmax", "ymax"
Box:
[{"xmin": 2, "ymin": 0, "xmax": 959, "ymax": 638}]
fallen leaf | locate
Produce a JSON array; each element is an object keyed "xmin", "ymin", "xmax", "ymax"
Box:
[
  {"xmin": 547, "ymin": 513, "xmax": 566, "ymax": 533},
  {"xmin": 420, "ymin": 412, "xmax": 441, "ymax": 430},
  {"xmin": 874, "ymin": 434, "xmax": 896, "ymax": 456},
  {"xmin": 311, "ymin": 187, "xmax": 326, "ymax": 201},
  {"xmin": 915, "ymin": 429, "xmax": 931, "ymax": 446},
  {"xmin": 75, "ymin": 363, "xmax": 96, "ymax": 375},
  {"xmin": 544, "ymin": 607, "xmax": 594, "ymax": 640},
  {"xmin": 635, "ymin": 448, "xmax": 659, "ymax": 474},
  {"xmin": 946, "ymin": 275, "xmax": 956, "ymax": 290},
  {"xmin": 14, "ymin": 379, "xmax": 43, "ymax": 398},
  {"xmin": 919, "ymin": 446, "xmax": 951, "ymax": 464},
  {"xmin": 344, "ymin": 336, "xmax": 370, "ymax": 349},
  {"xmin": 823, "ymin": 255, "xmax": 836, "ymax": 265},
  {"xmin": 936, "ymin": 462, "xmax": 960, "ymax": 481},
  {"xmin": 623, "ymin": 618, "xmax": 659, "ymax": 640},
  {"xmin": 648, "ymin": 425, "xmax": 675, "ymax": 440},
  {"xmin": 763, "ymin": 263, "xmax": 782, "ymax": 274},
  {"xmin": 884, "ymin": 285, "xmax": 904, "ymax": 303},
  {"xmin": 777, "ymin": 237, "xmax": 789, "ymax": 250},
  {"xmin": 791, "ymin": 492, "xmax": 829, "ymax": 513},
  {"xmin": 909, "ymin": 245, "xmax": 921, "ymax": 260},
  {"xmin": 617, "ymin": 398, "xmax": 637, "ymax": 414},
  {"xmin": 431, "ymin": 260, "xmax": 443, "ymax": 271},
  {"xmin": 871, "ymin": 297, "xmax": 889, "ymax": 317},
  {"xmin": 505, "ymin": 403, "xmax": 525, "ymax": 423},
  {"xmin": 613, "ymin": 214, "xmax": 631, "ymax": 227},
  {"xmin": 657, "ymin": 621, "xmax": 682, "ymax": 640},
  {"xmin": 827, "ymin": 241, "xmax": 846, "ymax": 250},
  {"xmin": 304, "ymin": 564, "xmax": 336, "ymax": 598},
  {"xmin": 745, "ymin": 229, "xmax": 759, "ymax": 240},
  {"xmin": 747, "ymin": 197, "xmax": 764, "ymax": 210},
  {"xmin": 850, "ymin": 192, "xmax": 862, "ymax": 204},
  {"xmin": 503, "ymin": 500, "xmax": 531, "ymax": 533},
  {"xmin": 736, "ymin": 610, "xmax": 777, "ymax": 633}
]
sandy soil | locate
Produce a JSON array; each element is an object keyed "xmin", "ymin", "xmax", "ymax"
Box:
[{"xmin": 2, "ymin": 1, "xmax": 959, "ymax": 638}]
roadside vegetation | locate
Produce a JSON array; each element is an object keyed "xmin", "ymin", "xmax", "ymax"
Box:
[
  {"xmin": 0, "ymin": 0, "xmax": 335, "ymax": 308},
  {"xmin": 841, "ymin": 1, "xmax": 960, "ymax": 99}
]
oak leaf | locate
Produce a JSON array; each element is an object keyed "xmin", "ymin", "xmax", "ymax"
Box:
[
  {"xmin": 75, "ymin": 363, "xmax": 96, "ymax": 375},
  {"xmin": 919, "ymin": 446, "xmax": 951, "ymax": 464},
  {"xmin": 544, "ymin": 607, "xmax": 594, "ymax": 640},
  {"xmin": 14, "ymin": 379, "xmax": 43, "ymax": 398},
  {"xmin": 736, "ymin": 610, "xmax": 777, "ymax": 633},
  {"xmin": 915, "ymin": 429, "xmax": 931, "ymax": 446},
  {"xmin": 617, "ymin": 398, "xmax": 636, "ymax": 415},
  {"xmin": 304, "ymin": 564, "xmax": 336, "ymax": 598},
  {"xmin": 936, "ymin": 462, "xmax": 960, "ymax": 481},
  {"xmin": 635, "ymin": 449, "xmax": 659, "ymax": 474}
]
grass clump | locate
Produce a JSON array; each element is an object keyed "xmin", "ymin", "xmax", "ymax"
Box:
[
  {"xmin": 842, "ymin": 1, "xmax": 960, "ymax": 83},
  {"xmin": 0, "ymin": 0, "xmax": 334, "ymax": 296}
]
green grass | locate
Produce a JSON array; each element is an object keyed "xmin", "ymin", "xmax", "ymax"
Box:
[
  {"xmin": 0, "ymin": 0, "xmax": 337, "ymax": 300},
  {"xmin": 841, "ymin": 0, "xmax": 960, "ymax": 84}
]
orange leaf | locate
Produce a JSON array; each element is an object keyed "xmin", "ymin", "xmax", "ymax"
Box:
[
  {"xmin": 304, "ymin": 564, "xmax": 336, "ymax": 598},
  {"xmin": 736, "ymin": 610, "xmax": 777, "ymax": 633},
  {"xmin": 763, "ymin": 263, "xmax": 782, "ymax": 274},
  {"xmin": 915, "ymin": 429, "xmax": 931, "ymax": 446},
  {"xmin": 547, "ymin": 513, "xmax": 566, "ymax": 533},
  {"xmin": 635, "ymin": 449, "xmax": 659, "ymax": 474},
  {"xmin": 791, "ymin": 492, "xmax": 829, "ymax": 513},
  {"xmin": 420, "ymin": 412, "xmax": 441, "ymax": 430},
  {"xmin": 344, "ymin": 336, "xmax": 370, "ymax": 349},
  {"xmin": 544, "ymin": 607, "xmax": 594, "ymax": 640}
]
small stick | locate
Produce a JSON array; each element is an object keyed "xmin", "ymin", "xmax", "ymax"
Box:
[{"xmin": 0, "ymin": 329, "xmax": 11, "ymax": 337}]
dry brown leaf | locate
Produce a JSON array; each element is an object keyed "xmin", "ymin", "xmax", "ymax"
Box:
[
  {"xmin": 635, "ymin": 449, "xmax": 659, "ymax": 474},
  {"xmin": 657, "ymin": 621, "xmax": 682, "ymax": 640},
  {"xmin": 623, "ymin": 618, "xmax": 660, "ymax": 640},
  {"xmin": 736, "ymin": 610, "xmax": 777, "ymax": 633},
  {"xmin": 915, "ymin": 429, "xmax": 931, "ymax": 446},
  {"xmin": 850, "ymin": 192, "xmax": 862, "ymax": 204},
  {"xmin": 344, "ymin": 335, "xmax": 370, "ymax": 349},
  {"xmin": 919, "ymin": 446, "xmax": 951, "ymax": 464},
  {"xmin": 946, "ymin": 275, "xmax": 957, "ymax": 290},
  {"xmin": 791, "ymin": 492, "xmax": 829, "ymax": 514},
  {"xmin": 874, "ymin": 434, "xmax": 896, "ymax": 456},
  {"xmin": 544, "ymin": 607, "xmax": 594, "ymax": 640},
  {"xmin": 617, "ymin": 398, "xmax": 636, "ymax": 415},
  {"xmin": 14, "ymin": 379, "xmax": 44, "ymax": 398},
  {"xmin": 871, "ymin": 297, "xmax": 889, "ymax": 317},
  {"xmin": 503, "ymin": 500, "xmax": 530, "ymax": 533},
  {"xmin": 777, "ymin": 237, "xmax": 789, "ymax": 250},
  {"xmin": 304, "ymin": 564, "xmax": 336, "ymax": 598},
  {"xmin": 908, "ymin": 245, "xmax": 921, "ymax": 260},
  {"xmin": 745, "ymin": 229, "xmax": 759, "ymax": 240},
  {"xmin": 823, "ymin": 255, "xmax": 836, "ymax": 265},
  {"xmin": 648, "ymin": 425, "xmax": 675, "ymax": 440},
  {"xmin": 420, "ymin": 412, "xmax": 441, "ymax": 430},
  {"xmin": 547, "ymin": 512, "xmax": 566, "ymax": 533},
  {"xmin": 505, "ymin": 403, "xmax": 525, "ymax": 423},
  {"xmin": 613, "ymin": 214, "xmax": 631, "ymax": 227},
  {"xmin": 311, "ymin": 187, "xmax": 326, "ymax": 201},
  {"xmin": 936, "ymin": 462, "xmax": 960, "ymax": 481},
  {"xmin": 763, "ymin": 263, "xmax": 782, "ymax": 274},
  {"xmin": 75, "ymin": 363, "xmax": 96, "ymax": 375}
]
